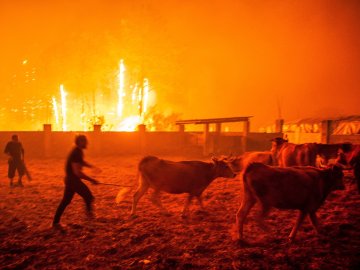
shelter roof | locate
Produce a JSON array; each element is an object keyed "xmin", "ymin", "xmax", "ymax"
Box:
[
  {"xmin": 176, "ymin": 116, "xmax": 252, "ymax": 125},
  {"xmin": 285, "ymin": 115, "xmax": 360, "ymax": 125}
]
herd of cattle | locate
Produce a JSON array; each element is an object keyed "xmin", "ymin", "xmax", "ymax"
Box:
[{"xmin": 130, "ymin": 138, "xmax": 360, "ymax": 242}]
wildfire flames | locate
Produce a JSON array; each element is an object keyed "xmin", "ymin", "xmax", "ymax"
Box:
[{"xmin": 51, "ymin": 59, "xmax": 156, "ymax": 132}]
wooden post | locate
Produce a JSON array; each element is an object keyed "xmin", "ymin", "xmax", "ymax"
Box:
[
  {"xmin": 178, "ymin": 124, "xmax": 185, "ymax": 154},
  {"xmin": 93, "ymin": 124, "xmax": 102, "ymax": 132},
  {"xmin": 203, "ymin": 123, "xmax": 210, "ymax": 156},
  {"xmin": 275, "ymin": 119, "xmax": 284, "ymax": 133},
  {"xmin": 242, "ymin": 120, "xmax": 250, "ymax": 153},
  {"xmin": 43, "ymin": 124, "xmax": 52, "ymax": 158},
  {"xmin": 321, "ymin": 120, "xmax": 332, "ymax": 144},
  {"xmin": 214, "ymin": 123, "xmax": 221, "ymax": 154}
]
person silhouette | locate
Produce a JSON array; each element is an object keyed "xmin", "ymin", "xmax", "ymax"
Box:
[
  {"xmin": 53, "ymin": 135, "xmax": 99, "ymax": 227},
  {"xmin": 4, "ymin": 134, "xmax": 25, "ymax": 187}
]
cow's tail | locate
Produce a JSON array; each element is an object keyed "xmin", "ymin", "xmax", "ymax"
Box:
[{"xmin": 116, "ymin": 157, "xmax": 151, "ymax": 204}]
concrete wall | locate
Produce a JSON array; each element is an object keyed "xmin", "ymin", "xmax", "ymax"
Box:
[
  {"xmin": 330, "ymin": 135, "xmax": 360, "ymax": 144},
  {"xmin": 0, "ymin": 131, "xmax": 205, "ymax": 159},
  {"xmin": 1, "ymin": 131, "xmax": 48, "ymax": 158},
  {"xmin": 285, "ymin": 132, "xmax": 322, "ymax": 144},
  {"xmin": 0, "ymin": 130, "xmax": 285, "ymax": 159},
  {"xmin": 246, "ymin": 132, "xmax": 283, "ymax": 151}
]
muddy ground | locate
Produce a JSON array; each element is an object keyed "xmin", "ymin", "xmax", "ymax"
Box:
[{"xmin": 0, "ymin": 155, "xmax": 359, "ymax": 269}]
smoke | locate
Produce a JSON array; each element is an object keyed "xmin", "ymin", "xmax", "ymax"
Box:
[{"xmin": 0, "ymin": 0, "xmax": 359, "ymax": 131}]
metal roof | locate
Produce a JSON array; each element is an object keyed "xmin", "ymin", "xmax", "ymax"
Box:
[
  {"xmin": 285, "ymin": 115, "xmax": 360, "ymax": 125},
  {"xmin": 176, "ymin": 116, "xmax": 252, "ymax": 125}
]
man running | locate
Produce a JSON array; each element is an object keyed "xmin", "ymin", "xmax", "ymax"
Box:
[
  {"xmin": 53, "ymin": 135, "xmax": 99, "ymax": 227},
  {"xmin": 4, "ymin": 134, "xmax": 25, "ymax": 187}
]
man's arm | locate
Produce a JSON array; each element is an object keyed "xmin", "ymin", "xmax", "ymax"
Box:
[
  {"xmin": 71, "ymin": 162, "xmax": 99, "ymax": 184},
  {"xmin": 82, "ymin": 160, "xmax": 93, "ymax": 168},
  {"xmin": 21, "ymin": 144, "xmax": 25, "ymax": 160},
  {"xmin": 4, "ymin": 142, "xmax": 10, "ymax": 155},
  {"xmin": 82, "ymin": 160, "xmax": 102, "ymax": 174}
]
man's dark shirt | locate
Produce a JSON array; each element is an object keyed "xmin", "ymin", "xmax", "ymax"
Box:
[
  {"xmin": 4, "ymin": 141, "xmax": 24, "ymax": 161},
  {"xmin": 65, "ymin": 147, "xmax": 84, "ymax": 180}
]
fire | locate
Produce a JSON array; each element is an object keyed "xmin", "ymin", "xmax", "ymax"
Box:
[
  {"xmin": 60, "ymin": 84, "xmax": 68, "ymax": 131},
  {"xmin": 117, "ymin": 59, "xmax": 125, "ymax": 117},
  {"xmin": 116, "ymin": 116, "xmax": 142, "ymax": 132},
  {"xmin": 47, "ymin": 59, "xmax": 166, "ymax": 132},
  {"xmin": 52, "ymin": 97, "xmax": 59, "ymax": 126},
  {"xmin": 142, "ymin": 78, "xmax": 149, "ymax": 117}
]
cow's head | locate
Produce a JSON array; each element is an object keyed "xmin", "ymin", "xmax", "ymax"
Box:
[
  {"xmin": 328, "ymin": 164, "xmax": 345, "ymax": 191},
  {"xmin": 222, "ymin": 155, "xmax": 243, "ymax": 174},
  {"xmin": 270, "ymin": 137, "xmax": 288, "ymax": 152},
  {"xmin": 212, "ymin": 157, "xmax": 237, "ymax": 178}
]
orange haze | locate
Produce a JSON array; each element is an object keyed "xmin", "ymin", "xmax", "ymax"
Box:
[{"xmin": 0, "ymin": 0, "xmax": 359, "ymax": 130}]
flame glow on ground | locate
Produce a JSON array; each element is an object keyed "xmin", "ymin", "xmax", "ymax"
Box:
[{"xmin": 51, "ymin": 60, "xmax": 155, "ymax": 131}]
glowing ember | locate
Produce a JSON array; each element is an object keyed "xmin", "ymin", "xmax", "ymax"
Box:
[
  {"xmin": 60, "ymin": 84, "xmax": 67, "ymax": 131},
  {"xmin": 142, "ymin": 78, "xmax": 149, "ymax": 117},
  {"xmin": 45, "ymin": 60, "xmax": 165, "ymax": 132},
  {"xmin": 116, "ymin": 116, "xmax": 141, "ymax": 132},
  {"xmin": 117, "ymin": 59, "xmax": 125, "ymax": 117},
  {"xmin": 52, "ymin": 97, "xmax": 59, "ymax": 126}
]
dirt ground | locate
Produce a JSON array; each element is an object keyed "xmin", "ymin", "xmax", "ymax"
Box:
[{"xmin": 0, "ymin": 155, "xmax": 359, "ymax": 269}]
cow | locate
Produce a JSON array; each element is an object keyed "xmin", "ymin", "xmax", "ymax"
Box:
[
  {"xmin": 235, "ymin": 162, "xmax": 344, "ymax": 242},
  {"xmin": 336, "ymin": 144, "xmax": 360, "ymax": 194},
  {"xmin": 131, "ymin": 156, "xmax": 236, "ymax": 217},
  {"xmin": 271, "ymin": 137, "xmax": 318, "ymax": 167},
  {"xmin": 316, "ymin": 143, "xmax": 353, "ymax": 166},
  {"xmin": 227, "ymin": 151, "xmax": 274, "ymax": 174}
]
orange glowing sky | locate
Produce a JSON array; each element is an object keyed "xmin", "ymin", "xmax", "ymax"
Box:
[{"xmin": 0, "ymin": 0, "xmax": 359, "ymax": 130}]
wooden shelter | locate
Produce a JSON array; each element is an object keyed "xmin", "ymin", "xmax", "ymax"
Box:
[{"xmin": 176, "ymin": 116, "xmax": 252, "ymax": 155}]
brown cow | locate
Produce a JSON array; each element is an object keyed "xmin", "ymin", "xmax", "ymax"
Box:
[
  {"xmin": 131, "ymin": 156, "xmax": 235, "ymax": 217},
  {"xmin": 336, "ymin": 144, "xmax": 360, "ymax": 193},
  {"xmin": 272, "ymin": 137, "xmax": 352, "ymax": 168},
  {"xmin": 235, "ymin": 163, "xmax": 344, "ymax": 242},
  {"xmin": 316, "ymin": 143, "xmax": 353, "ymax": 166},
  {"xmin": 228, "ymin": 151, "xmax": 274, "ymax": 173},
  {"xmin": 271, "ymin": 138, "xmax": 318, "ymax": 167}
]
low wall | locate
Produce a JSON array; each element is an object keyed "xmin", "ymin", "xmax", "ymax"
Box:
[
  {"xmin": 0, "ymin": 131, "xmax": 205, "ymax": 159},
  {"xmin": 285, "ymin": 132, "xmax": 322, "ymax": 144},
  {"xmin": 0, "ymin": 131, "xmax": 285, "ymax": 159},
  {"xmin": 246, "ymin": 132, "xmax": 283, "ymax": 151},
  {"xmin": 330, "ymin": 135, "xmax": 360, "ymax": 144},
  {"xmin": 9, "ymin": 130, "xmax": 347, "ymax": 159},
  {"xmin": 283, "ymin": 133, "xmax": 360, "ymax": 145}
]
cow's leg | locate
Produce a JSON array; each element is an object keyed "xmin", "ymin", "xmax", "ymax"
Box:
[
  {"xmin": 130, "ymin": 179, "xmax": 149, "ymax": 216},
  {"xmin": 289, "ymin": 210, "xmax": 307, "ymax": 242},
  {"xmin": 256, "ymin": 203, "xmax": 270, "ymax": 232},
  {"xmin": 235, "ymin": 195, "xmax": 256, "ymax": 240},
  {"xmin": 308, "ymin": 212, "xmax": 320, "ymax": 234},
  {"xmin": 182, "ymin": 195, "xmax": 194, "ymax": 218},
  {"xmin": 150, "ymin": 189, "xmax": 168, "ymax": 215}
]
